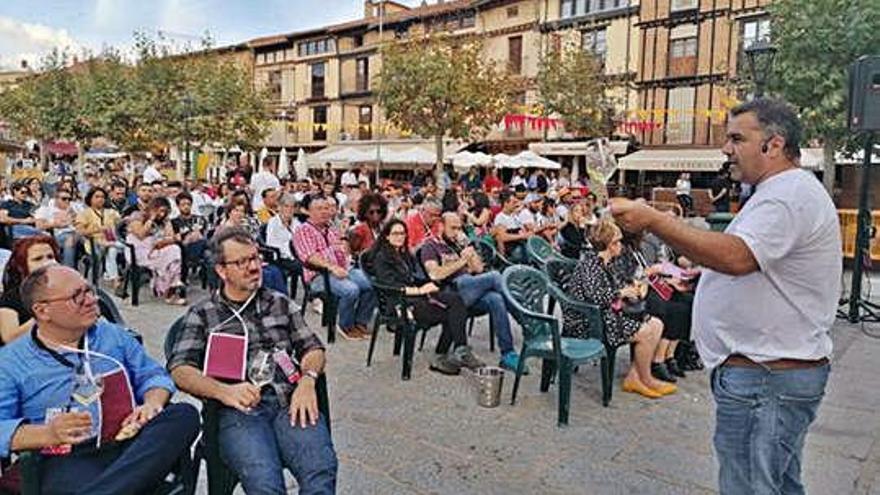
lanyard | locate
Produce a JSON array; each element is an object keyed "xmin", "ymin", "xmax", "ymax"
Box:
[
  {"xmin": 32, "ymin": 327, "xmax": 83, "ymax": 370},
  {"xmin": 211, "ymin": 289, "xmax": 260, "ymax": 348}
]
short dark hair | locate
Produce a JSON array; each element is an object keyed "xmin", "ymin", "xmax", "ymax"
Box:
[
  {"xmin": 20, "ymin": 264, "xmax": 54, "ymax": 316},
  {"xmin": 166, "ymin": 180, "xmax": 182, "ymax": 189},
  {"xmin": 261, "ymin": 187, "xmax": 276, "ymax": 199},
  {"xmin": 210, "ymin": 227, "xmax": 256, "ymax": 264},
  {"xmin": 149, "ymin": 197, "xmax": 171, "ymax": 210},
  {"xmin": 499, "ymin": 190, "xmax": 515, "ymax": 206},
  {"xmin": 84, "ymin": 186, "xmax": 108, "ymax": 207},
  {"xmin": 730, "ymin": 98, "xmax": 802, "ymax": 162},
  {"xmin": 176, "ymin": 191, "xmax": 193, "ymax": 204}
]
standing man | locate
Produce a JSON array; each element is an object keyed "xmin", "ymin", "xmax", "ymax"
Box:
[
  {"xmin": 168, "ymin": 228, "xmax": 337, "ymax": 493},
  {"xmin": 611, "ymin": 99, "xmax": 840, "ymax": 494},
  {"xmin": 709, "ymin": 165, "xmax": 732, "ymax": 213}
]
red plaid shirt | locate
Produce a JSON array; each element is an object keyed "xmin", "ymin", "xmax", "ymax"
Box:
[{"xmin": 292, "ymin": 221, "xmax": 349, "ymax": 283}]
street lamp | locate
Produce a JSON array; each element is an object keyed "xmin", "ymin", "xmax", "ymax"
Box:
[
  {"xmin": 744, "ymin": 39, "xmax": 777, "ymax": 98},
  {"xmin": 181, "ymin": 94, "xmax": 194, "ymax": 179}
]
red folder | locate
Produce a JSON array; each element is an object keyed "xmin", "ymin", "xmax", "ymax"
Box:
[
  {"xmin": 99, "ymin": 369, "xmax": 135, "ymax": 442},
  {"xmin": 203, "ymin": 333, "xmax": 247, "ymax": 382}
]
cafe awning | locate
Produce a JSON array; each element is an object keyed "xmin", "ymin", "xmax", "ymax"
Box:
[{"xmin": 619, "ymin": 147, "xmax": 825, "ymax": 173}]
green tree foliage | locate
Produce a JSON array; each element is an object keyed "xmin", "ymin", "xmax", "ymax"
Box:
[
  {"xmin": 378, "ymin": 35, "xmax": 517, "ymax": 181},
  {"xmin": 537, "ymin": 39, "xmax": 616, "ymax": 138},
  {"xmin": 768, "ymin": 0, "xmax": 880, "ymax": 191}
]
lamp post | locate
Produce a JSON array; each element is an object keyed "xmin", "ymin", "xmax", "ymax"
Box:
[
  {"xmin": 181, "ymin": 94, "xmax": 194, "ymax": 179},
  {"xmin": 744, "ymin": 39, "xmax": 777, "ymax": 98}
]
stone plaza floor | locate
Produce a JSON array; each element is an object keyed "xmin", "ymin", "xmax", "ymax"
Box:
[{"xmin": 119, "ymin": 282, "xmax": 880, "ymax": 494}]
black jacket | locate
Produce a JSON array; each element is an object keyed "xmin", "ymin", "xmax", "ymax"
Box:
[{"xmin": 369, "ymin": 244, "xmax": 426, "ymax": 290}]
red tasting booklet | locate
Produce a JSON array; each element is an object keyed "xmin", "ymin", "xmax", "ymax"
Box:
[{"xmin": 203, "ymin": 333, "xmax": 247, "ymax": 381}]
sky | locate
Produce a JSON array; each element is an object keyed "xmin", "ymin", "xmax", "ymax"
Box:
[{"xmin": 0, "ymin": 0, "xmax": 425, "ymax": 70}]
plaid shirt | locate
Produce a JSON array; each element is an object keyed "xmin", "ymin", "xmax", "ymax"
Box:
[
  {"xmin": 167, "ymin": 287, "xmax": 324, "ymax": 398},
  {"xmin": 292, "ymin": 221, "xmax": 349, "ymax": 283}
]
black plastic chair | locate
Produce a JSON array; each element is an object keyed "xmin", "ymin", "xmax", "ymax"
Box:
[
  {"xmin": 96, "ymin": 287, "xmax": 126, "ymax": 326},
  {"xmin": 163, "ymin": 316, "xmax": 331, "ymax": 495},
  {"xmin": 291, "ymin": 248, "xmax": 338, "ymax": 344}
]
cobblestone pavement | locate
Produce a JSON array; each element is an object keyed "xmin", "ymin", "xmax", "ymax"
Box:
[{"xmin": 117, "ymin": 284, "xmax": 880, "ymax": 494}]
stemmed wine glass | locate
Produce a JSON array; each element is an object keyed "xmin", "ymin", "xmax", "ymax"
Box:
[{"xmin": 244, "ymin": 350, "xmax": 275, "ymax": 415}]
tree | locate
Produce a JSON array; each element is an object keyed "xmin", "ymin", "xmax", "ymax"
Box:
[
  {"xmin": 768, "ymin": 0, "xmax": 880, "ymax": 192},
  {"xmin": 536, "ymin": 40, "xmax": 617, "ymax": 138},
  {"xmin": 378, "ymin": 35, "xmax": 517, "ymax": 186}
]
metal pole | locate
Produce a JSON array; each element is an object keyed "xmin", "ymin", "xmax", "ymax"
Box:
[
  {"xmin": 849, "ymin": 133, "xmax": 875, "ymax": 322},
  {"xmin": 375, "ymin": 0, "xmax": 384, "ymax": 186}
]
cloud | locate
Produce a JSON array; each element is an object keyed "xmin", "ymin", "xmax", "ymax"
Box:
[{"xmin": 0, "ymin": 16, "xmax": 85, "ymax": 70}]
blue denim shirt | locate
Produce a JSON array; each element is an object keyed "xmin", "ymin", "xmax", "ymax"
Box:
[{"xmin": 0, "ymin": 320, "xmax": 176, "ymax": 457}]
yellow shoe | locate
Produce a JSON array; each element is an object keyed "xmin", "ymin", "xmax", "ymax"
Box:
[
  {"xmin": 622, "ymin": 378, "xmax": 662, "ymax": 399},
  {"xmin": 651, "ymin": 382, "xmax": 678, "ymax": 396}
]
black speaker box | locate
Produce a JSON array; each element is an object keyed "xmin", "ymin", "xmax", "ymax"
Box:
[{"xmin": 848, "ymin": 55, "xmax": 880, "ymax": 132}]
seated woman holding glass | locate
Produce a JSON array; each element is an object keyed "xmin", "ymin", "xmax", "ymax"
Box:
[
  {"xmin": 562, "ymin": 219, "xmax": 677, "ymax": 399},
  {"xmin": 125, "ymin": 197, "xmax": 186, "ymax": 305}
]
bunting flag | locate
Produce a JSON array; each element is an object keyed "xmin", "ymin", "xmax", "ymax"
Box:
[{"xmin": 503, "ymin": 114, "xmax": 563, "ymax": 131}]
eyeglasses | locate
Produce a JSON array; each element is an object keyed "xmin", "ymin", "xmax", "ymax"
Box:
[
  {"xmin": 368, "ymin": 208, "xmax": 383, "ymax": 215},
  {"xmin": 221, "ymin": 253, "xmax": 262, "ymax": 269},
  {"xmin": 389, "ymin": 230, "xmax": 406, "ymax": 237},
  {"xmin": 39, "ymin": 284, "xmax": 96, "ymax": 307},
  {"xmin": 57, "ymin": 196, "xmax": 71, "ymax": 201}
]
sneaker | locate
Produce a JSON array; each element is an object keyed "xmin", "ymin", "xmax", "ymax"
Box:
[
  {"xmin": 451, "ymin": 346, "xmax": 485, "ymax": 371},
  {"xmin": 499, "ymin": 351, "xmax": 530, "ymax": 375},
  {"xmin": 311, "ymin": 299, "xmax": 324, "ymax": 315},
  {"xmin": 429, "ymin": 353, "xmax": 462, "ymax": 375}
]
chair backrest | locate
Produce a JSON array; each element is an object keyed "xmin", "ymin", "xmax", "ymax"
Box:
[
  {"xmin": 545, "ymin": 258, "xmax": 577, "ymax": 292},
  {"xmin": 164, "ymin": 316, "xmax": 187, "ymax": 364},
  {"xmin": 501, "ymin": 265, "xmax": 558, "ymax": 347},
  {"xmin": 526, "ymin": 236, "xmax": 556, "ymax": 266},
  {"xmin": 97, "ymin": 287, "xmax": 126, "ymax": 326}
]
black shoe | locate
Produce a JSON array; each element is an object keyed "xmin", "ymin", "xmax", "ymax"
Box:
[
  {"xmin": 665, "ymin": 358, "xmax": 686, "ymax": 378},
  {"xmin": 429, "ymin": 353, "xmax": 462, "ymax": 375},
  {"xmin": 651, "ymin": 362, "xmax": 677, "ymax": 383}
]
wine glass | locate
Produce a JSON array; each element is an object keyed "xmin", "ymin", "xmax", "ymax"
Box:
[{"xmin": 248, "ymin": 350, "xmax": 275, "ymax": 389}]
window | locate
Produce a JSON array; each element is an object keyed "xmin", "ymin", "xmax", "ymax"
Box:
[
  {"xmin": 356, "ymin": 57, "xmax": 369, "ymax": 92},
  {"xmin": 741, "ymin": 17, "xmax": 771, "ymax": 50},
  {"xmin": 561, "ymin": 0, "xmax": 575, "ymax": 18},
  {"xmin": 582, "ymin": 29, "xmax": 607, "ymax": 63},
  {"xmin": 353, "ymin": 34, "xmax": 364, "ymax": 48},
  {"xmin": 508, "ymin": 36, "xmax": 523, "ymax": 75},
  {"xmin": 460, "ymin": 12, "xmax": 476, "ymax": 28},
  {"xmin": 561, "ymin": 0, "xmax": 623, "ymax": 19},
  {"xmin": 313, "ymin": 106, "xmax": 328, "ymax": 141},
  {"xmin": 359, "ymin": 105, "xmax": 372, "ymax": 140},
  {"xmin": 507, "ymin": 6, "xmax": 519, "ymax": 18},
  {"xmin": 671, "ymin": 0, "xmax": 698, "ymax": 12},
  {"xmin": 298, "ymin": 38, "xmax": 335, "ymax": 57},
  {"xmin": 665, "ymin": 86, "xmax": 695, "ymax": 144},
  {"xmin": 311, "ymin": 62, "xmax": 325, "ymax": 98},
  {"xmin": 670, "ymin": 37, "xmax": 697, "ymax": 58},
  {"xmin": 268, "ymin": 70, "xmax": 282, "ymax": 101}
]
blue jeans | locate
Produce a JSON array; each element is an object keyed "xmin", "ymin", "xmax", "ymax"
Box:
[
  {"xmin": 217, "ymin": 393, "xmax": 337, "ymax": 495},
  {"xmin": 454, "ymin": 272, "xmax": 514, "ymax": 355},
  {"xmin": 711, "ymin": 362, "xmax": 830, "ymax": 495},
  {"xmin": 310, "ymin": 268, "xmax": 376, "ymax": 329},
  {"xmin": 11, "ymin": 224, "xmax": 42, "ymax": 239},
  {"xmin": 55, "ymin": 230, "xmax": 78, "ymax": 268},
  {"xmin": 41, "ymin": 403, "xmax": 200, "ymax": 495}
]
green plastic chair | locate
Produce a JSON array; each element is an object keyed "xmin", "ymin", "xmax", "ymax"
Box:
[
  {"xmin": 544, "ymin": 257, "xmax": 578, "ymax": 316},
  {"xmin": 501, "ymin": 265, "xmax": 608, "ymax": 426},
  {"xmin": 473, "ymin": 238, "xmax": 513, "ymax": 272},
  {"xmin": 526, "ymin": 236, "xmax": 561, "ymax": 268},
  {"xmin": 163, "ymin": 316, "xmax": 331, "ymax": 495}
]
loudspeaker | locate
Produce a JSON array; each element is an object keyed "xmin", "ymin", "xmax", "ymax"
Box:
[{"xmin": 848, "ymin": 55, "xmax": 880, "ymax": 131}]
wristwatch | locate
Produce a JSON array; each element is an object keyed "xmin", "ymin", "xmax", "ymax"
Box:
[{"xmin": 301, "ymin": 369, "xmax": 320, "ymax": 381}]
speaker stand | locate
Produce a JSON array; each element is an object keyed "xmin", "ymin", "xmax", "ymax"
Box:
[{"xmin": 848, "ymin": 132, "xmax": 878, "ymax": 323}]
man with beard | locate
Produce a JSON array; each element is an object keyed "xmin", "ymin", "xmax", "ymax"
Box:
[
  {"xmin": 168, "ymin": 227, "xmax": 337, "ymax": 493},
  {"xmin": 420, "ymin": 212, "xmax": 527, "ymax": 373}
]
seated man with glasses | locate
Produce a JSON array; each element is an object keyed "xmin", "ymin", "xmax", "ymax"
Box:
[
  {"xmin": 293, "ymin": 194, "xmax": 376, "ymax": 341},
  {"xmin": 0, "ymin": 265, "xmax": 200, "ymax": 494},
  {"xmin": 0, "ymin": 183, "xmax": 41, "ymax": 239},
  {"xmin": 168, "ymin": 227, "xmax": 337, "ymax": 494},
  {"xmin": 35, "ymin": 188, "xmax": 80, "ymax": 268}
]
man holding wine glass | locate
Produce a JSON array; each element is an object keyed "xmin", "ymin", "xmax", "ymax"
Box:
[
  {"xmin": 168, "ymin": 227, "xmax": 338, "ymax": 494},
  {"xmin": 0, "ymin": 265, "xmax": 200, "ymax": 494}
]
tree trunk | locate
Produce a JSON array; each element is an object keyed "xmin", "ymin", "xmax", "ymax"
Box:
[
  {"xmin": 822, "ymin": 141, "xmax": 835, "ymax": 197},
  {"xmin": 434, "ymin": 134, "xmax": 445, "ymax": 192}
]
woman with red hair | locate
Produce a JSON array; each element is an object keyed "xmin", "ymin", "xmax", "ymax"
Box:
[{"xmin": 0, "ymin": 235, "xmax": 60, "ymax": 344}]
